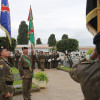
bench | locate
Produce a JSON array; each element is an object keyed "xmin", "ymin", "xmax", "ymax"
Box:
[{"xmin": 13, "ymin": 73, "xmax": 22, "ymax": 89}]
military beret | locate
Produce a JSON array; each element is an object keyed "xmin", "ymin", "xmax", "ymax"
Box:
[
  {"xmin": 22, "ymin": 47, "xmax": 28, "ymax": 50},
  {"xmin": 0, "ymin": 46, "xmax": 6, "ymax": 52},
  {"xmin": 93, "ymin": 32, "xmax": 100, "ymax": 44}
]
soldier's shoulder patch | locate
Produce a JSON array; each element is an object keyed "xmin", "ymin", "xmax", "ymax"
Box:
[
  {"xmin": 0, "ymin": 65, "xmax": 4, "ymax": 69},
  {"xmin": 0, "ymin": 65, "xmax": 3, "ymax": 67}
]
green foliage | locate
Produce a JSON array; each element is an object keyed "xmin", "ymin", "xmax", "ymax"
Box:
[
  {"xmin": 58, "ymin": 66, "xmax": 71, "ymax": 71},
  {"xmin": 36, "ymin": 38, "xmax": 42, "ymax": 44},
  {"xmin": 48, "ymin": 34, "xmax": 56, "ymax": 46},
  {"xmin": 50, "ymin": 46, "xmax": 57, "ymax": 51},
  {"xmin": 34, "ymin": 72, "xmax": 49, "ymax": 83},
  {"xmin": 11, "ymin": 67, "xmax": 19, "ymax": 73},
  {"xmin": 56, "ymin": 38, "xmax": 78, "ymax": 53},
  {"xmin": 67, "ymin": 38, "xmax": 79, "ymax": 52},
  {"xmin": 62, "ymin": 34, "xmax": 68, "ymax": 40},
  {"xmin": 0, "ymin": 37, "xmax": 16, "ymax": 52},
  {"xmin": 86, "ymin": 49, "xmax": 93, "ymax": 55},
  {"xmin": 17, "ymin": 21, "xmax": 28, "ymax": 45},
  {"xmin": 56, "ymin": 39, "xmax": 68, "ymax": 53}
]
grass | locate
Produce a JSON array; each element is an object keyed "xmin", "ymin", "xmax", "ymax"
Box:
[
  {"xmin": 11, "ymin": 67, "xmax": 37, "ymax": 89},
  {"xmin": 13, "ymin": 80, "xmax": 22, "ymax": 85},
  {"xmin": 58, "ymin": 66, "xmax": 71, "ymax": 71},
  {"xmin": 11, "ymin": 67, "xmax": 19, "ymax": 73}
]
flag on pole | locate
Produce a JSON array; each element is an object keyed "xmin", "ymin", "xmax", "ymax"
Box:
[
  {"xmin": 0, "ymin": 0, "xmax": 11, "ymax": 44},
  {"xmin": 86, "ymin": 0, "xmax": 100, "ymax": 35},
  {"xmin": 28, "ymin": 6, "xmax": 35, "ymax": 46}
]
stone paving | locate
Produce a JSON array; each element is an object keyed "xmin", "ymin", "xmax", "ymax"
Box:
[{"xmin": 13, "ymin": 69, "xmax": 84, "ymax": 100}]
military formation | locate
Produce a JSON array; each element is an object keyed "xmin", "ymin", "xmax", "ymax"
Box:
[
  {"xmin": 14, "ymin": 50, "xmax": 60, "ymax": 71},
  {"xmin": 1, "ymin": 44, "xmax": 100, "ymax": 100},
  {"xmin": 36, "ymin": 51, "xmax": 60, "ymax": 71},
  {"xmin": 0, "ymin": 46, "xmax": 60, "ymax": 100}
]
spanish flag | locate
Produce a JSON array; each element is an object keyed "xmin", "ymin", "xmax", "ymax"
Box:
[{"xmin": 86, "ymin": 0, "xmax": 100, "ymax": 35}]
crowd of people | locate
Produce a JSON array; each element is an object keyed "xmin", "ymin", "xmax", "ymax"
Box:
[
  {"xmin": 1, "ymin": 33, "xmax": 100, "ymax": 100},
  {"xmin": 14, "ymin": 50, "xmax": 60, "ymax": 71}
]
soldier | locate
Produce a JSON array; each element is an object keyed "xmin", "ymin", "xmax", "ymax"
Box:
[
  {"xmin": 0, "ymin": 47, "xmax": 14, "ymax": 100},
  {"xmin": 36, "ymin": 52, "xmax": 41, "ymax": 69},
  {"xmin": 14, "ymin": 50, "xmax": 21, "ymax": 69},
  {"xmin": 47, "ymin": 52, "xmax": 50, "ymax": 69},
  {"xmin": 39, "ymin": 51, "xmax": 45, "ymax": 71},
  {"xmin": 55, "ymin": 51, "xmax": 60, "ymax": 68},
  {"xmin": 69, "ymin": 32, "xmax": 100, "ymax": 100},
  {"xmin": 29, "ymin": 50, "xmax": 36, "ymax": 69},
  {"xmin": 52, "ymin": 51, "xmax": 58, "ymax": 68},
  {"xmin": 45, "ymin": 52, "xmax": 48, "ymax": 68},
  {"xmin": 18, "ymin": 47, "xmax": 33, "ymax": 100}
]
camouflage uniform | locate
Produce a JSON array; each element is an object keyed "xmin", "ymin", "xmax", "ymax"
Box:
[
  {"xmin": 0, "ymin": 57, "xmax": 14, "ymax": 100},
  {"xmin": 14, "ymin": 52, "xmax": 21, "ymax": 69},
  {"xmin": 18, "ymin": 55, "xmax": 33, "ymax": 100},
  {"xmin": 36, "ymin": 53, "xmax": 41, "ymax": 69},
  {"xmin": 52, "ymin": 53, "xmax": 58, "ymax": 68},
  {"xmin": 39, "ymin": 53, "xmax": 45, "ymax": 71},
  {"xmin": 46, "ymin": 53, "xmax": 50, "ymax": 69},
  {"xmin": 69, "ymin": 58, "xmax": 100, "ymax": 100}
]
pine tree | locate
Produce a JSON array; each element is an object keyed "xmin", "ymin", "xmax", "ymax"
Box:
[
  {"xmin": 17, "ymin": 21, "xmax": 28, "ymax": 44},
  {"xmin": 36, "ymin": 38, "xmax": 42, "ymax": 44},
  {"xmin": 48, "ymin": 34, "xmax": 56, "ymax": 46}
]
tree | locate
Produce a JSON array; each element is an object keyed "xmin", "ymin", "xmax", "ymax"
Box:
[
  {"xmin": 62, "ymin": 34, "xmax": 68, "ymax": 40},
  {"xmin": 17, "ymin": 21, "xmax": 28, "ymax": 44},
  {"xmin": 0, "ymin": 37, "xmax": 16, "ymax": 52},
  {"xmin": 36, "ymin": 38, "xmax": 42, "ymax": 44},
  {"xmin": 67, "ymin": 38, "xmax": 79, "ymax": 52},
  {"xmin": 56, "ymin": 38, "xmax": 79, "ymax": 67},
  {"xmin": 48, "ymin": 34, "xmax": 56, "ymax": 46}
]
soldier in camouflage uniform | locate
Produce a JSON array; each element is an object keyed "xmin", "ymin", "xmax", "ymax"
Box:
[
  {"xmin": 0, "ymin": 47, "xmax": 14, "ymax": 100},
  {"xmin": 36, "ymin": 52, "xmax": 41, "ymax": 69},
  {"xmin": 47, "ymin": 52, "xmax": 50, "ymax": 69},
  {"xmin": 52, "ymin": 51, "xmax": 58, "ymax": 68},
  {"xmin": 14, "ymin": 50, "xmax": 21, "ymax": 69},
  {"xmin": 69, "ymin": 32, "xmax": 100, "ymax": 100},
  {"xmin": 18, "ymin": 47, "xmax": 33, "ymax": 100},
  {"xmin": 39, "ymin": 51, "xmax": 45, "ymax": 71}
]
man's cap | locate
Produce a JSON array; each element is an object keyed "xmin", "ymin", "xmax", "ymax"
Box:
[
  {"xmin": 22, "ymin": 47, "xmax": 28, "ymax": 50},
  {"xmin": 0, "ymin": 46, "xmax": 6, "ymax": 53},
  {"xmin": 93, "ymin": 32, "xmax": 100, "ymax": 44}
]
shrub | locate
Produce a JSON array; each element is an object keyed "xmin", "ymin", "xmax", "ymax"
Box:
[{"xmin": 34, "ymin": 72, "xmax": 49, "ymax": 83}]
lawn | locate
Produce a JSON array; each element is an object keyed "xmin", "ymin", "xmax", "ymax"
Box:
[
  {"xmin": 11, "ymin": 67, "xmax": 36, "ymax": 89},
  {"xmin": 11, "ymin": 67, "xmax": 19, "ymax": 73},
  {"xmin": 58, "ymin": 66, "xmax": 71, "ymax": 71}
]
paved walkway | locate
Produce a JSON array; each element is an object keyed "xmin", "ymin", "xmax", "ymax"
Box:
[{"xmin": 13, "ymin": 69, "xmax": 84, "ymax": 100}]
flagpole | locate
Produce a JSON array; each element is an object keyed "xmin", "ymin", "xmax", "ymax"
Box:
[{"xmin": 97, "ymin": 0, "xmax": 100, "ymax": 32}]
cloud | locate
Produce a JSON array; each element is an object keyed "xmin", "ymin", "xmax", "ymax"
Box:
[{"xmin": 0, "ymin": 0, "xmax": 93, "ymax": 46}]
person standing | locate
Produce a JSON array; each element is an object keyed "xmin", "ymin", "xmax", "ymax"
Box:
[
  {"xmin": 0, "ymin": 47, "xmax": 14, "ymax": 100},
  {"xmin": 18, "ymin": 47, "xmax": 33, "ymax": 100},
  {"xmin": 14, "ymin": 50, "xmax": 21, "ymax": 69},
  {"xmin": 39, "ymin": 51, "xmax": 45, "ymax": 71}
]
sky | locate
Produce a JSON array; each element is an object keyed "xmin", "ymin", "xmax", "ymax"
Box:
[{"xmin": 0, "ymin": 0, "xmax": 94, "ymax": 46}]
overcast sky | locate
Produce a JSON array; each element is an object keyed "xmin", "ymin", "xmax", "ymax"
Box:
[{"xmin": 0, "ymin": 0, "xmax": 94, "ymax": 46}]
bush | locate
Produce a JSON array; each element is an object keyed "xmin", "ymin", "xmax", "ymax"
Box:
[
  {"xmin": 34, "ymin": 72, "xmax": 49, "ymax": 83},
  {"xmin": 86, "ymin": 49, "xmax": 93, "ymax": 55}
]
